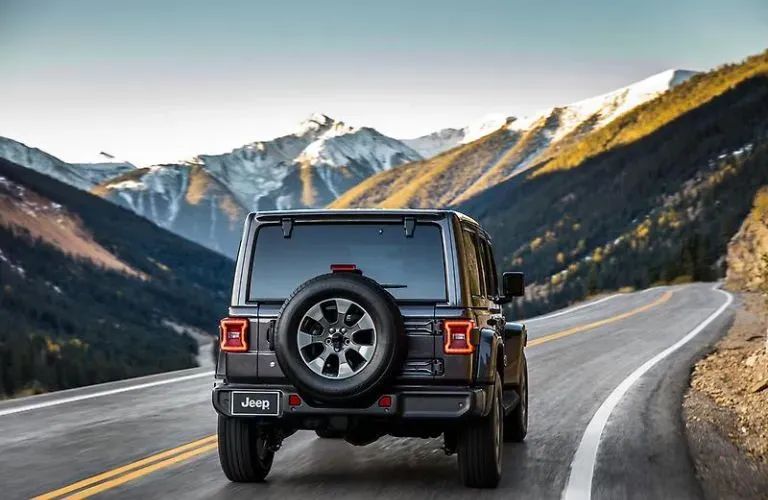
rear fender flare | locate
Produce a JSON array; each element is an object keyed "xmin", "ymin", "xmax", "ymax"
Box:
[
  {"xmin": 475, "ymin": 327, "xmax": 502, "ymax": 385},
  {"xmin": 473, "ymin": 327, "xmax": 502, "ymax": 417},
  {"xmin": 503, "ymin": 322, "xmax": 527, "ymax": 386}
]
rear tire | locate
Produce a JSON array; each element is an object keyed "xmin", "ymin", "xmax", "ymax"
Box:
[
  {"xmin": 504, "ymin": 355, "xmax": 528, "ymax": 443},
  {"xmin": 315, "ymin": 428, "xmax": 345, "ymax": 439},
  {"xmin": 217, "ymin": 415, "xmax": 274, "ymax": 482},
  {"xmin": 457, "ymin": 373, "xmax": 503, "ymax": 488}
]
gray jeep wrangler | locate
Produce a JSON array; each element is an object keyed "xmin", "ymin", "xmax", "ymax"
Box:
[{"xmin": 212, "ymin": 209, "xmax": 528, "ymax": 488}]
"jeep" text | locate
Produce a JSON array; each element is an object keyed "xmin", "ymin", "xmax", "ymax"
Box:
[{"xmin": 240, "ymin": 396, "xmax": 271, "ymax": 410}]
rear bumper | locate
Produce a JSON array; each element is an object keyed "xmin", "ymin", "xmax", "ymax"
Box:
[{"xmin": 212, "ymin": 383, "xmax": 490, "ymax": 420}]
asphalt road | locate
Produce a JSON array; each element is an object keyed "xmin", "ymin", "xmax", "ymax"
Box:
[{"xmin": 0, "ymin": 282, "xmax": 734, "ymax": 500}]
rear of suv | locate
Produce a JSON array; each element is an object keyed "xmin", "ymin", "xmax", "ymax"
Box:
[{"xmin": 212, "ymin": 209, "xmax": 529, "ymax": 488}]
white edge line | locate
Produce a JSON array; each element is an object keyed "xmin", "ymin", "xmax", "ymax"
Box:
[
  {"xmin": 0, "ymin": 371, "xmax": 214, "ymax": 417},
  {"xmin": 525, "ymin": 294, "xmax": 620, "ymax": 323},
  {"xmin": 562, "ymin": 284, "xmax": 733, "ymax": 500}
]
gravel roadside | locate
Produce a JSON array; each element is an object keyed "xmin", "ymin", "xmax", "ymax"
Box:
[{"xmin": 684, "ymin": 293, "xmax": 768, "ymax": 499}]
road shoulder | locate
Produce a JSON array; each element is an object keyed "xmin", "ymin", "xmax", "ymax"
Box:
[{"xmin": 684, "ymin": 292, "xmax": 768, "ymax": 500}]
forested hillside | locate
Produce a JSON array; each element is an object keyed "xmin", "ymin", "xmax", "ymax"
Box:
[
  {"xmin": 0, "ymin": 158, "xmax": 234, "ymax": 397},
  {"xmin": 460, "ymin": 54, "xmax": 768, "ymax": 316},
  {"xmin": 332, "ymin": 50, "xmax": 768, "ymax": 317}
]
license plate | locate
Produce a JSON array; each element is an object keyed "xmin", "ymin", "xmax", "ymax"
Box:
[{"xmin": 230, "ymin": 391, "xmax": 281, "ymax": 416}]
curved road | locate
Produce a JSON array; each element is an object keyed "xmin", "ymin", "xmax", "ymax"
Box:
[{"xmin": 0, "ymin": 282, "xmax": 734, "ymax": 499}]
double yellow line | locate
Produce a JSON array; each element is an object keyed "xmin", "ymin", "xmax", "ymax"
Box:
[
  {"xmin": 34, "ymin": 290, "xmax": 674, "ymax": 498},
  {"xmin": 33, "ymin": 435, "xmax": 218, "ymax": 499}
]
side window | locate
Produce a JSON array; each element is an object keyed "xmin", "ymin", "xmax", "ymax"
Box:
[
  {"xmin": 461, "ymin": 228, "xmax": 482, "ymax": 297},
  {"xmin": 481, "ymin": 239, "xmax": 498, "ymax": 298},
  {"xmin": 471, "ymin": 232, "xmax": 488, "ymax": 297}
]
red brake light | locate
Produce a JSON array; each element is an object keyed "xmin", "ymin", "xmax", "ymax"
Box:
[
  {"xmin": 378, "ymin": 395, "xmax": 392, "ymax": 408},
  {"xmin": 443, "ymin": 320, "xmax": 475, "ymax": 354},
  {"xmin": 330, "ymin": 264, "xmax": 357, "ymax": 272},
  {"xmin": 288, "ymin": 394, "xmax": 302, "ymax": 407},
  {"xmin": 219, "ymin": 317, "xmax": 249, "ymax": 352}
]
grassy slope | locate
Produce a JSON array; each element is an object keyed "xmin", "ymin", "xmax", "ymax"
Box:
[{"xmin": 330, "ymin": 128, "xmax": 519, "ymax": 209}]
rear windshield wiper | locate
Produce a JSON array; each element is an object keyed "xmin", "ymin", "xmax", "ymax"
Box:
[{"xmin": 380, "ymin": 283, "xmax": 408, "ymax": 289}]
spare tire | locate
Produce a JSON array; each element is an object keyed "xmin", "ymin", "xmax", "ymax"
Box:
[{"xmin": 274, "ymin": 273, "xmax": 405, "ymax": 404}]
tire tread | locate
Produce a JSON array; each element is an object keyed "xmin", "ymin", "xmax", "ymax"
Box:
[
  {"xmin": 457, "ymin": 374, "xmax": 502, "ymax": 488},
  {"xmin": 218, "ymin": 415, "xmax": 273, "ymax": 482}
]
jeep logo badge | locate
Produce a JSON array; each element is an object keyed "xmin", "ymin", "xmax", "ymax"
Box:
[
  {"xmin": 241, "ymin": 396, "xmax": 270, "ymax": 410},
  {"xmin": 231, "ymin": 391, "xmax": 280, "ymax": 416}
]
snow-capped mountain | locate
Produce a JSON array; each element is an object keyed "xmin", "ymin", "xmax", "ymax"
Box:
[
  {"xmin": 0, "ymin": 137, "xmax": 136, "ymax": 190},
  {"xmin": 455, "ymin": 69, "xmax": 698, "ymax": 197},
  {"xmin": 93, "ymin": 114, "xmax": 421, "ymax": 255},
  {"xmin": 404, "ymin": 69, "xmax": 696, "ymax": 163},
  {"xmin": 0, "ymin": 115, "xmax": 420, "ymax": 257},
  {"xmin": 0, "ymin": 138, "xmax": 245, "ymax": 254},
  {"xmin": 449, "ymin": 69, "xmax": 698, "ymax": 202},
  {"xmin": 0, "ymin": 69, "xmax": 696, "ymax": 256},
  {"xmin": 334, "ymin": 69, "xmax": 698, "ymax": 209},
  {"xmin": 508, "ymin": 69, "xmax": 698, "ymax": 141},
  {"xmin": 73, "ymin": 152, "xmax": 137, "ymax": 185},
  {"xmin": 463, "ymin": 114, "xmax": 517, "ymax": 144},
  {"xmin": 403, "ymin": 114, "xmax": 516, "ymax": 159},
  {"xmin": 402, "ymin": 128, "xmax": 465, "ymax": 159},
  {"xmin": 94, "ymin": 164, "xmax": 246, "ymax": 255},
  {"xmin": 192, "ymin": 114, "xmax": 422, "ymax": 211}
]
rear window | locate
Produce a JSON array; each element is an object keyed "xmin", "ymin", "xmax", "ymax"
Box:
[{"xmin": 248, "ymin": 222, "xmax": 447, "ymax": 301}]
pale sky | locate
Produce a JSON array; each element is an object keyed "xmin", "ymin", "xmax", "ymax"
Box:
[{"xmin": 1, "ymin": 0, "xmax": 766, "ymax": 166}]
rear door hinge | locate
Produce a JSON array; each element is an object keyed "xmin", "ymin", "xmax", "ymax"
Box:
[
  {"xmin": 404, "ymin": 216, "xmax": 416, "ymax": 237},
  {"xmin": 431, "ymin": 320, "xmax": 442, "ymax": 336},
  {"xmin": 431, "ymin": 359, "xmax": 445, "ymax": 376},
  {"xmin": 281, "ymin": 217, "xmax": 293, "ymax": 238}
]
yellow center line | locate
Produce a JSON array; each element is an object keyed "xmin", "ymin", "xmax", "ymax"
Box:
[
  {"xmin": 528, "ymin": 290, "xmax": 674, "ymax": 347},
  {"xmin": 62, "ymin": 442, "xmax": 219, "ymax": 500},
  {"xmin": 33, "ymin": 435, "xmax": 217, "ymax": 500},
  {"xmin": 33, "ymin": 291, "xmax": 674, "ymax": 498}
]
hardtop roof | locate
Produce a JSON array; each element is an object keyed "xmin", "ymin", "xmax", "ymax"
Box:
[{"xmin": 250, "ymin": 208, "xmax": 482, "ymax": 227}]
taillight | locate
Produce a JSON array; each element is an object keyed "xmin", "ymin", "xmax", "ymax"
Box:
[
  {"xmin": 443, "ymin": 320, "xmax": 475, "ymax": 354},
  {"xmin": 219, "ymin": 317, "xmax": 249, "ymax": 352}
]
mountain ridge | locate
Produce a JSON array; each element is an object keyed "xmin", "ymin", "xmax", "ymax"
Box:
[
  {"xmin": 401, "ymin": 114, "xmax": 516, "ymax": 159},
  {"xmin": 0, "ymin": 137, "xmax": 137, "ymax": 191},
  {"xmin": 92, "ymin": 114, "xmax": 421, "ymax": 255},
  {"xmin": 332, "ymin": 68, "xmax": 697, "ymax": 209},
  {"xmin": 0, "ymin": 115, "xmax": 422, "ymax": 256}
]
